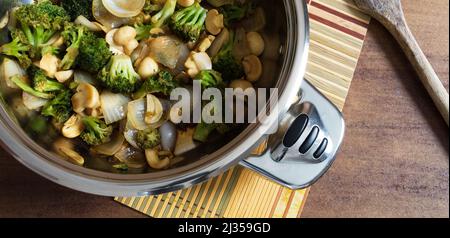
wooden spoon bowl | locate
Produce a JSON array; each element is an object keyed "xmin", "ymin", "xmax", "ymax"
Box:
[{"xmin": 353, "ymin": 0, "xmax": 449, "ymax": 126}]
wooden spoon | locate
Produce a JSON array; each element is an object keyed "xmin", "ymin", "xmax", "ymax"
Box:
[{"xmin": 353, "ymin": 0, "xmax": 449, "ymax": 126}]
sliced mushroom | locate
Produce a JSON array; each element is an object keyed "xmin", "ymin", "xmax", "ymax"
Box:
[
  {"xmin": 105, "ymin": 29, "xmax": 125, "ymax": 54},
  {"xmin": 177, "ymin": 0, "xmax": 195, "ymax": 7},
  {"xmin": 145, "ymin": 149, "xmax": 171, "ymax": 170},
  {"xmin": 124, "ymin": 38, "xmax": 139, "ymax": 55},
  {"xmin": 242, "ymin": 55, "xmax": 262, "ymax": 82},
  {"xmin": 39, "ymin": 53, "xmax": 60, "ymax": 78},
  {"xmin": 55, "ymin": 70, "xmax": 74, "ymax": 83},
  {"xmin": 184, "ymin": 51, "xmax": 212, "ymax": 78},
  {"xmin": 246, "ymin": 31, "xmax": 265, "ymax": 56},
  {"xmin": 114, "ymin": 25, "xmax": 137, "ymax": 45},
  {"xmin": 138, "ymin": 57, "xmax": 159, "ymax": 78},
  {"xmin": 205, "ymin": 9, "xmax": 224, "ymax": 35},
  {"xmin": 72, "ymin": 83, "xmax": 101, "ymax": 113},
  {"xmin": 62, "ymin": 114, "xmax": 85, "ymax": 138},
  {"xmin": 53, "ymin": 138, "xmax": 85, "ymax": 166},
  {"xmin": 196, "ymin": 35, "xmax": 216, "ymax": 52},
  {"xmin": 145, "ymin": 94, "xmax": 164, "ymax": 124},
  {"xmin": 169, "ymin": 106, "xmax": 183, "ymax": 124}
]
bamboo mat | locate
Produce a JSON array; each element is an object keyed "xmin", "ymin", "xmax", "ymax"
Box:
[{"xmin": 115, "ymin": 0, "xmax": 370, "ymax": 218}]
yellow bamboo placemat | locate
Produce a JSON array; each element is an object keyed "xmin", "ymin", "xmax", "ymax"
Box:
[{"xmin": 115, "ymin": 0, "xmax": 370, "ymax": 218}]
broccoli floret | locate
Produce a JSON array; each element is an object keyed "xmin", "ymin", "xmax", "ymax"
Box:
[
  {"xmin": 40, "ymin": 45, "xmax": 60, "ymax": 56},
  {"xmin": 29, "ymin": 67, "xmax": 65, "ymax": 93},
  {"xmin": 134, "ymin": 23, "xmax": 153, "ymax": 41},
  {"xmin": 77, "ymin": 32, "xmax": 112, "ymax": 73},
  {"xmin": 143, "ymin": 0, "xmax": 164, "ymax": 15},
  {"xmin": 193, "ymin": 121, "xmax": 218, "ymax": 143},
  {"xmin": 60, "ymin": 0, "xmax": 94, "ymax": 21},
  {"xmin": 80, "ymin": 116, "xmax": 113, "ymax": 146},
  {"xmin": 60, "ymin": 24, "xmax": 86, "ymax": 70},
  {"xmin": 133, "ymin": 70, "xmax": 177, "ymax": 99},
  {"xmin": 169, "ymin": 2, "xmax": 207, "ymax": 42},
  {"xmin": 10, "ymin": 75, "xmax": 54, "ymax": 99},
  {"xmin": 14, "ymin": 1, "xmax": 69, "ymax": 58},
  {"xmin": 26, "ymin": 115, "xmax": 49, "ymax": 136},
  {"xmin": 134, "ymin": 0, "xmax": 176, "ymax": 41},
  {"xmin": 98, "ymin": 55, "xmax": 141, "ymax": 94},
  {"xmin": 219, "ymin": 2, "xmax": 253, "ymax": 26},
  {"xmin": 212, "ymin": 30, "xmax": 244, "ymax": 81},
  {"xmin": 136, "ymin": 128, "xmax": 161, "ymax": 149},
  {"xmin": 0, "ymin": 32, "xmax": 31, "ymax": 69},
  {"xmin": 41, "ymin": 90, "xmax": 73, "ymax": 123},
  {"xmin": 151, "ymin": 0, "xmax": 177, "ymax": 28},
  {"xmin": 196, "ymin": 70, "xmax": 225, "ymax": 89}
]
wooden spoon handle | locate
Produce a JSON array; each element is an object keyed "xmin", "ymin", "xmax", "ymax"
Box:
[{"xmin": 382, "ymin": 13, "xmax": 449, "ymax": 125}]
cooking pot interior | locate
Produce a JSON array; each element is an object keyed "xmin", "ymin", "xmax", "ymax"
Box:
[{"xmin": 0, "ymin": 0, "xmax": 289, "ymax": 175}]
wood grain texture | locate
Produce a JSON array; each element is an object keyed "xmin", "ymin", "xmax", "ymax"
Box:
[
  {"xmin": 354, "ymin": 0, "xmax": 449, "ymax": 125},
  {"xmin": 302, "ymin": 0, "xmax": 449, "ymax": 218},
  {"xmin": 0, "ymin": 0, "xmax": 447, "ymax": 218}
]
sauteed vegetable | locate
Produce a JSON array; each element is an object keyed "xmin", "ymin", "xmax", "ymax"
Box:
[{"xmin": 0, "ymin": 0, "xmax": 266, "ymax": 173}]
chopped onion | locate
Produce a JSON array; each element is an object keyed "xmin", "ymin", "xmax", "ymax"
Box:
[
  {"xmin": 171, "ymin": 43, "xmax": 190, "ymax": 75},
  {"xmin": 92, "ymin": 0, "xmax": 131, "ymax": 31},
  {"xmin": 148, "ymin": 36, "xmax": 182, "ymax": 69},
  {"xmin": 124, "ymin": 121, "xmax": 140, "ymax": 149},
  {"xmin": 127, "ymin": 98, "xmax": 148, "ymax": 130},
  {"xmin": 1, "ymin": 58, "xmax": 26, "ymax": 89},
  {"xmin": 102, "ymin": 0, "xmax": 145, "ymax": 18},
  {"xmin": 114, "ymin": 144, "xmax": 147, "ymax": 169},
  {"xmin": 74, "ymin": 70, "xmax": 97, "ymax": 85},
  {"xmin": 92, "ymin": 133, "xmax": 125, "ymax": 156},
  {"xmin": 0, "ymin": 11, "xmax": 9, "ymax": 29},
  {"xmin": 22, "ymin": 92, "xmax": 48, "ymax": 110},
  {"xmin": 127, "ymin": 97, "xmax": 168, "ymax": 131},
  {"xmin": 75, "ymin": 15, "xmax": 103, "ymax": 32},
  {"xmin": 100, "ymin": 91, "xmax": 131, "ymax": 124}
]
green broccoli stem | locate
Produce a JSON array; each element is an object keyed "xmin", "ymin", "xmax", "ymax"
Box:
[
  {"xmin": 11, "ymin": 76, "xmax": 54, "ymax": 99},
  {"xmin": 135, "ymin": 24, "xmax": 152, "ymax": 41},
  {"xmin": 0, "ymin": 38, "xmax": 31, "ymax": 68},
  {"xmin": 151, "ymin": 0, "xmax": 177, "ymax": 28},
  {"xmin": 193, "ymin": 121, "xmax": 218, "ymax": 143},
  {"xmin": 60, "ymin": 46, "xmax": 79, "ymax": 70},
  {"xmin": 60, "ymin": 27, "xmax": 84, "ymax": 70},
  {"xmin": 35, "ymin": 79, "xmax": 64, "ymax": 92}
]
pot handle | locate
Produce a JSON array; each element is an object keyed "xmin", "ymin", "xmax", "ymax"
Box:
[{"xmin": 239, "ymin": 80, "xmax": 345, "ymax": 189}]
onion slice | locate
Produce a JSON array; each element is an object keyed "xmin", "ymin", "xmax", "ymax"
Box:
[
  {"xmin": 74, "ymin": 70, "xmax": 97, "ymax": 86},
  {"xmin": 100, "ymin": 91, "xmax": 130, "ymax": 124},
  {"xmin": 114, "ymin": 144, "xmax": 147, "ymax": 169},
  {"xmin": 127, "ymin": 98, "xmax": 147, "ymax": 130},
  {"xmin": 22, "ymin": 92, "xmax": 48, "ymax": 110},
  {"xmin": 92, "ymin": 133, "xmax": 125, "ymax": 156},
  {"xmin": 75, "ymin": 15, "xmax": 103, "ymax": 32}
]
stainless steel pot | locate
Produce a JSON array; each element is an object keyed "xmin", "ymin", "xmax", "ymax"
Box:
[{"xmin": 0, "ymin": 0, "xmax": 344, "ymax": 197}]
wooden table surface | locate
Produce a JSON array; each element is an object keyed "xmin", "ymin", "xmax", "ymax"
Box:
[{"xmin": 0, "ymin": 0, "xmax": 448, "ymax": 218}]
